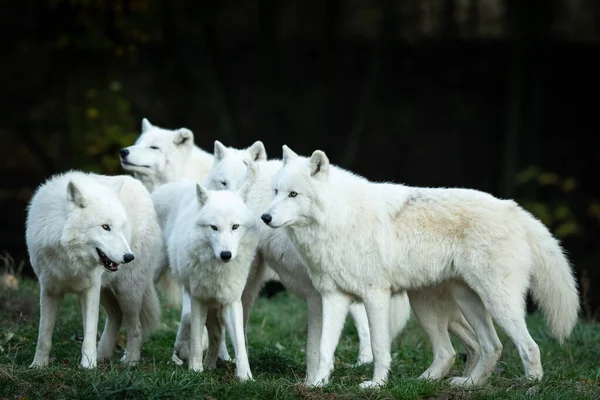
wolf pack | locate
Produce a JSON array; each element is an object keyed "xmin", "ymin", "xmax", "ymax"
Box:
[{"xmin": 25, "ymin": 118, "xmax": 580, "ymax": 388}]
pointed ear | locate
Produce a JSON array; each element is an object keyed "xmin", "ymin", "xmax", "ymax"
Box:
[
  {"xmin": 67, "ymin": 181, "xmax": 87, "ymax": 208},
  {"xmin": 196, "ymin": 183, "xmax": 209, "ymax": 208},
  {"xmin": 213, "ymin": 140, "xmax": 227, "ymax": 161},
  {"xmin": 282, "ymin": 145, "xmax": 299, "ymax": 165},
  {"xmin": 141, "ymin": 118, "xmax": 153, "ymax": 132},
  {"xmin": 237, "ymin": 160, "xmax": 258, "ymax": 201},
  {"xmin": 174, "ymin": 128, "xmax": 193, "ymax": 146},
  {"xmin": 247, "ymin": 141, "xmax": 267, "ymax": 161},
  {"xmin": 309, "ymin": 150, "xmax": 330, "ymax": 180}
]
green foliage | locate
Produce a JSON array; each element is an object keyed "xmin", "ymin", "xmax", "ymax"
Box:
[
  {"xmin": 515, "ymin": 166, "xmax": 599, "ymax": 239},
  {"xmin": 1, "ymin": 280, "xmax": 599, "ymax": 399}
]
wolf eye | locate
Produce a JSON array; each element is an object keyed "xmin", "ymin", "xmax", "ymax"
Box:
[
  {"xmin": 232, "ymin": 224, "xmax": 239, "ymax": 231},
  {"xmin": 101, "ymin": 224, "xmax": 111, "ymax": 231},
  {"xmin": 221, "ymin": 181, "xmax": 227, "ymax": 187},
  {"xmin": 210, "ymin": 225, "xmax": 218, "ymax": 231},
  {"xmin": 274, "ymin": 189, "xmax": 278, "ymax": 195},
  {"xmin": 149, "ymin": 146, "xmax": 159, "ymax": 150},
  {"xmin": 289, "ymin": 191, "xmax": 298, "ymax": 198}
]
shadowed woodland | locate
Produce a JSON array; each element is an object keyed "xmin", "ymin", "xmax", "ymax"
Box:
[{"xmin": 1, "ymin": 0, "xmax": 600, "ymax": 316}]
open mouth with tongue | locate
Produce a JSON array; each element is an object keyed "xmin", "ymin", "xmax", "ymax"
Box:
[{"xmin": 96, "ymin": 248, "xmax": 120, "ymax": 272}]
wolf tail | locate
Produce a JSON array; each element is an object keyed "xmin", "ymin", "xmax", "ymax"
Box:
[
  {"xmin": 520, "ymin": 208, "xmax": 580, "ymax": 343},
  {"xmin": 140, "ymin": 283, "xmax": 161, "ymax": 339},
  {"xmin": 156, "ymin": 266, "xmax": 183, "ymax": 308},
  {"xmin": 389, "ymin": 292, "xmax": 411, "ymax": 340}
]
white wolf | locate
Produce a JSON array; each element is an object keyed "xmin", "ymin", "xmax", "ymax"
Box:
[
  {"xmin": 215, "ymin": 155, "xmax": 481, "ymax": 383},
  {"xmin": 119, "ymin": 118, "xmax": 214, "ymax": 192},
  {"xmin": 26, "ymin": 171, "xmax": 163, "ymax": 369},
  {"xmin": 155, "ymin": 169, "xmax": 259, "ymax": 380},
  {"xmin": 152, "ymin": 140, "xmax": 270, "ymax": 364},
  {"xmin": 262, "ymin": 146, "xmax": 580, "ymax": 388}
]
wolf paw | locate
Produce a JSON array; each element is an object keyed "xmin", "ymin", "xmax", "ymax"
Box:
[
  {"xmin": 171, "ymin": 351, "xmax": 184, "ymax": 366},
  {"xmin": 448, "ymin": 376, "xmax": 478, "ymax": 387},
  {"xmin": 236, "ymin": 370, "xmax": 253, "ymax": 382},
  {"xmin": 359, "ymin": 379, "xmax": 384, "ymax": 389},
  {"xmin": 80, "ymin": 357, "xmax": 97, "ymax": 369},
  {"xmin": 29, "ymin": 358, "xmax": 49, "ymax": 368},
  {"xmin": 189, "ymin": 360, "xmax": 203, "ymax": 372},
  {"xmin": 173, "ymin": 340, "xmax": 190, "ymax": 361},
  {"xmin": 418, "ymin": 369, "xmax": 445, "ymax": 381},
  {"xmin": 218, "ymin": 350, "xmax": 232, "ymax": 362},
  {"xmin": 305, "ymin": 377, "xmax": 328, "ymax": 387},
  {"xmin": 120, "ymin": 351, "xmax": 140, "ymax": 366}
]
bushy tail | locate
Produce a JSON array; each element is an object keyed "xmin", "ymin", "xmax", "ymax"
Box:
[
  {"xmin": 389, "ymin": 292, "xmax": 411, "ymax": 340},
  {"xmin": 156, "ymin": 266, "xmax": 183, "ymax": 308},
  {"xmin": 521, "ymin": 209, "xmax": 581, "ymax": 343},
  {"xmin": 140, "ymin": 283, "xmax": 161, "ymax": 339}
]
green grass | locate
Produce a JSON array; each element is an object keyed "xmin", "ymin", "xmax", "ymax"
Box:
[{"xmin": 1, "ymin": 279, "xmax": 599, "ymax": 399}]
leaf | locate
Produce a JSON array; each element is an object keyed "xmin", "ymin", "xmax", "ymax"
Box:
[
  {"xmin": 516, "ymin": 166, "xmax": 542, "ymax": 185},
  {"xmin": 562, "ymin": 178, "xmax": 577, "ymax": 192},
  {"xmin": 86, "ymin": 107, "xmax": 99, "ymax": 118},
  {"xmin": 538, "ymin": 172, "xmax": 560, "ymax": 186},
  {"xmin": 525, "ymin": 202, "xmax": 553, "ymax": 226},
  {"xmin": 555, "ymin": 204, "xmax": 572, "ymax": 221},
  {"xmin": 555, "ymin": 221, "xmax": 582, "ymax": 238}
]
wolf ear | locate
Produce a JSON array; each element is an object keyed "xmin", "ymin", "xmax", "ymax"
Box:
[
  {"xmin": 237, "ymin": 160, "xmax": 258, "ymax": 201},
  {"xmin": 248, "ymin": 141, "xmax": 267, "ymax": 162},
  {"xmin": 196, "ymin": 183, "xmax": 209, "ymax": 208},
  {"xmin": 174, "ymin": 128, "xmax": 193, "ymax": 146},
  {"xmin": 141, "ymin": 118, "xmax": 153, "ymax": 132},
  {"xmin": 214, "ymin": 140, "xmax": 227, "ymax": 161},
  {"xmin": 309, "ymin": 150, "xmax": 329, "ymax": 180},
  {"xmin": 67, "ymin": 181, "xmax": 87, "ymax": 208},
  {"xmin": 282, "ymin": 145, "xmax": 299, "ymax": 165}
]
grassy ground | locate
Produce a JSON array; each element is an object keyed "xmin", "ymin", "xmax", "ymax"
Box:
[{"xmin": 0, "ymin": 278, "xmax": 599, "ymax": 400}]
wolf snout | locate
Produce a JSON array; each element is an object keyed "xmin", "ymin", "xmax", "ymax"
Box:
[
  {"xmin": 119, "ymin": 148, "xmax": 129, "ymax": 158},
  {"xmin": 220, "ymin": 251, "xmax": 232, "ymax": 261},
  {"xmin": 261, "ymin": 213, "xmax": 272, "ymax": 225},
  {"xmin": 123, "ymin": 253, "xmax": 135, "ymax": 263}
]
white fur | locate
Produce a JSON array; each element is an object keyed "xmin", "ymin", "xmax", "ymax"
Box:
[
  {"xmin": 26, "ymin": 171, "xmax": 163, "ymax": 369},
  {"xmin": 119, "ymin": 118, "xmax": 214, "ymax": 192},
  {"xmin": 263, "ymin": 146, "xmax": 580, "ymax": 388},
  {"xmin": 152, "ymin": 141, "xmax": 270, "ymax": 363},
  {"xmin": 226, "ymin": 159, "xmax": 412, "ymax": 381},
  {"xmin": 251, "ymin": 158, "xmax": 482, "ymax": 384},
  {"xmin": 156, "ymin": 174, "xmax": 259, "ymax": 380}
]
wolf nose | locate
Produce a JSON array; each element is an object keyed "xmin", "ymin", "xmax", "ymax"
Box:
[
  {"xmin": 261, "ymin": 213, "xmax": 272, "ymax": 224},
  {"xmin": 220, "ymin": 251, "xmax": 232, "ymax": 261},
  {"xmin": 119, "ymin": 148, "xmax": 129, "ymax": 158},
  {"xmin": 123, "ymin": 253, "xmax": 135, "ymax": 263}
]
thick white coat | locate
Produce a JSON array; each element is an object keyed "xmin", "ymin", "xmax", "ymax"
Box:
[
  {"xmin": 156, "ymin": 176, "xmax": 259, "ymax": 380},
  {"xmin": 264, "ymin": 147, "xmax": 580, "ymax": 388},
  {"xmin": 120, "ymin": 118, "xmax": 214, "ymax": 192},
  {"xmin": 152, "ymin": 140, "xmax": 270, "ymax": 362},
  {"xmin": 26, "ymin": 171, "xmax": 163, "ymax": 369},
  {"xmin": 237, "ymin": 159, "xmax": 414, "ymax": 381}
]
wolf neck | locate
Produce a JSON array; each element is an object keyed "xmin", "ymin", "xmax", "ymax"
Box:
[
  {"xmin": 286, "ymin": 180, "xmax": 413, "ymax": 276},
  {"xmin": 134, "ymin": 172, "xmax": 159, "ymax": 192}
]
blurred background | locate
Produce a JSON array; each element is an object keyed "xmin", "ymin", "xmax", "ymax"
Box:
[{"xmin": 1, "ymin": 0, "xmax": 599, "ymax": 317}]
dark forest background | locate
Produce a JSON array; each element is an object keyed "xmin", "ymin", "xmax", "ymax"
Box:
[{"xmin": 1, "ymin": 0, "xmax": 599, "ymax": 317}]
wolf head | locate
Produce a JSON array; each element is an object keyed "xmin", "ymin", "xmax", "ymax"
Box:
[
  {"xmin": 205, "ymin": 140, "xmax": 266, "ymax": 191},
  {"xmin": 60, "ymin": 180, "xmax": 135, "ymax": 272},
  {"xmin": 261, "ymin": 145, "xmax": 329, "ymax": 228},
  {"xmin": 119, "ymin": 118, "xmax": 195, "ymax": 186},
  {"xmin": 193, "ymin": 165, "xmax": 257, "ymax": 262}
]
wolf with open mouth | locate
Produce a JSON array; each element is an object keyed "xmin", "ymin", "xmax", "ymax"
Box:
[{"xmin": 26, "ymin": 171, "xmax": 164, "ymax": 370}]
